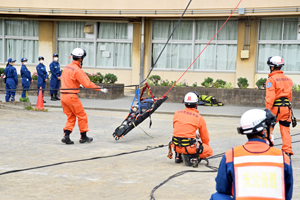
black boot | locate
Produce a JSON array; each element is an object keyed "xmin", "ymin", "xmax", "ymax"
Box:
[
  {"xmin": 51, "ymin": 94, "xmax": 57, "ymax": 101},
  {"xmin": 61, "ymin": 130, "xmax": 74, "ymax": 144},
  {"xmin": 55, "ymin": 94, "xmax": 60, "ymax": 100},
  {"xmin": 175, "ymin": 153, "xmax": 183, "ymax": 163},
  {"xmin": 79, "ymin": 132, "xmax": 93, "ymax": 143}
]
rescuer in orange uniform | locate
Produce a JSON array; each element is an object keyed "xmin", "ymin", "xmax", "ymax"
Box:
[
  {"xmin": 171, "ymin": 92, "xmax": 213, "ymax": 166},
  {"xmin": 265, "ymin": 56, "xmax": 293, "ymax": 156},
  {"xmin": 210, "ymin": 109, "xmax": 293, "ymax": 200},
  {"xmin": 60, "ymin": 48, "xmax": 108, "ymax": 145}
]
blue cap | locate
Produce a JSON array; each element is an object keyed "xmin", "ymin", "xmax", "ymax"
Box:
[
  {"xmin": 53, "ymin": 53, "xmax": 58, "ymax": 57},
  {"xmin": 38, "ymin": 56, "xmax": 44, "ymax": 60},
  {"xmin": 7, "ymin": 58, "xmax": 16, "ymax": 63},
  {"xmin": 21, "ymin": 57, "xmax": 28, "ymax": 62}
]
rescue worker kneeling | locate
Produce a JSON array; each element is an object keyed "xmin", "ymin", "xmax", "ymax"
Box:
[
  {"xmin": 210, "ymin": 109, "xmax": 293, "ymax": 200},
  {"xmin": 170, "ymin": 92, "xmax": 213, "ymax": 166}
]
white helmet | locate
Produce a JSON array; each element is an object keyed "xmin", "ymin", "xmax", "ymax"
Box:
[
  {"xmin": 71, "ymin": 48, "xmax": 86, "ymax": 60},
  {"xmin": 237, "ymin": 109, "xmax": 276, "ymax": 135},
  {"xmin": 267, "ymin": 56, "xmax": 284, "ymax": 68},
  {"xmin": 184, "ymin": 92, "xmax": 199, "ymax": 107}
]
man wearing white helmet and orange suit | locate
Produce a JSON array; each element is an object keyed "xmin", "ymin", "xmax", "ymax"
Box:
[
  {"xmin": 210, "ymin": 109, "xmax": 293, "ymax": 200},
  {"xmin": 60, "ymin": 48, "xmax": 108, "ymax": 144},
  {"xmin": 265, "ymin": 56, "xmax": 293, "ymax": 157},
  {"xmin": 171, "ymin": 92, "xmax": 213, "ymax": 166}
]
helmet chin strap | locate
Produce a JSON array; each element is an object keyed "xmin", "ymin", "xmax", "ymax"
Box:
[{"xmin": 266, "ymin": 127, "xmax": 273, "ymax": 147}]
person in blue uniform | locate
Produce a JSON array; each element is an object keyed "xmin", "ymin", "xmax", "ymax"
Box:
[
  {"xmin": 20, "ymin": 57, "xmax": 33, "ymax": 99},
  {"xmin": 50, "ymin": 53, "xmax": 61, "ymax": 101},
  {"xmin": 4, "ymin": 58, "xmax": 18, "ymax": 102},
  {"xmin": 36, "ymin": 56, "xmax": 48, "ymax": 103}
]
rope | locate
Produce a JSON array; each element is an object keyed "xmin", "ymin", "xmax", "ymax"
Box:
[
  {"xmin": 162, "ymin": 0, "xmax": 243, "ymax": 98},
  {"xmin": 140, "ymin": 0, "xmax": 193, "ymax": 86}
]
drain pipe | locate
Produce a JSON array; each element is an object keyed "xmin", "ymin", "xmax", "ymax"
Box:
[{"xmin": 140, "ymin": 17, "xmax": 145, "ymax": 83}]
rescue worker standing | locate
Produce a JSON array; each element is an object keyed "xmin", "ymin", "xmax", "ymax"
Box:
[
  {"xmin": 4, "ymin": 58, "xmax": 18, "ymax": 102},
  {"xmin": 171, "ymin": 92, "xmax": 213, "ymax": 166},
  {"xmin": 20, "ymin": 57, "xmax": 33, "ymax": 99},
  {"xmin": 36, "ymin": 56, "xmax": 47, "ymax": 103},
  {"xmin": 210, "ymin": 109, "xmax": 293, "ymax": 200},
  {"xmin": 60, "ymin": 48, "xmax": 108, "ymax": 145},
  {"xmin": 50, "ymin": 53, "xmax": 61, "ymax": 101},
  {"xmin": 265, "ymin": 56, "xmax": 293, "ymax": 157}
]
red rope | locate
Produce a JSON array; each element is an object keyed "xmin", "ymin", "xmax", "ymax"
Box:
[{"xmin": 162, "ymin": 0, "xmax": 243, "ymax": 98}]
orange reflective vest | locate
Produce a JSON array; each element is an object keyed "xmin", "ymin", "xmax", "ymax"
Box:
[{"xmin": 233, "ymin": 145, "xmax": 286, "ymax": 200}]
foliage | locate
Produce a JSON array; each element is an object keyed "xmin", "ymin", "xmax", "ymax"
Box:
[
  {"xmin": 201, "ymin": 77, "xmax": 214, "ymax": 87},
  {"xmin": 215, "ymin": 79, "xmax": 226, "ymax": 86},
  {"xmin": 19, "ymin": 91, "xmax": 30, "ymax": 102},
  {"xmin": 0, "ymin": 68, "xmax": 4, "ymax": 76},
  {"xmin": 104, "ymin": 73, "xmax": 118, "ymax": 84},
  {"xmin": 97, "ymin": 72, "xmax": 104, "ymax": 83},
  {"xmin": 256, "ymin": 78, "xmax": 267, "ymax": 90},
  {"xmin": 149, "ymin": 75, "xmax": 161, "ymax": 86},
  {"xmin": 211, "ymin": 81, "xmax": 224, "ymax": 88},
  {"xmin": 25, "ymin": 106, "xmax": 32, "ymax": 110},
  {"xmin": 237, "ymin": 77, "xmax": 249, "ymax": 89},
  {"xmin": 87, "ymin": 73, "xmax": 101, "ymax": 83},
  {"xmin": 292, "ymin": 84, "xmax": 300, "ymax": 91},
  {"xmin": 25, "ymin": 106, "xmax": 48, "ymax": 111},
  {"xmin": 32, "ymin": 72, "xmax": 38, "ymax": 80},
  {"xmin": 160, "ymin": 79, "xmax": 170, "ymax": 86},
  {"xmin": 223, "ymin": 82, "xmax": 234, "ymax": 89},
  {"xmin": 18, "ymin": 74, "xmax": 21, "ymax": 78},
  {"xmin": 192, "ymin": 82, "xmax": 197, "ymax": 88}
]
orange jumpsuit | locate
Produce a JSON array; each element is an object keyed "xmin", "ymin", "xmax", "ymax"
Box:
[
  {"xmin": 60, "ymin": 60, "xmax": 100, "ymax": 134},
  {"xmin": 172, "ymin": 107, "xmax": 213, "ymax": 158},
  {"xmin": 265, "ymin": 70, "xmax": 293, "ymax": 155}
]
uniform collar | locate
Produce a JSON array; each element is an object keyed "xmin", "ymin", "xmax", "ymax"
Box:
[
  {"xmin": 248, "ymin": 138, "xmax": 266, "ymax": 143},
  {"xmin": 72, "ymin": 60, "xmax": 81, "ymax": 68},
  {"xmin": 268, "ymin": 70, "xmax": 283, "ymax": 77},
  {"xmin": 184, "ymin": 107, "xmax": 199, "ymax": 113}
]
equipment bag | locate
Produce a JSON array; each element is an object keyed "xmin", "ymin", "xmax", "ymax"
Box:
[{"xmin": 198, "ymin": 95, "xmax": 223, "ymax": 106}]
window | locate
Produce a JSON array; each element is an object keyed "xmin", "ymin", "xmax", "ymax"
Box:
[
  {"xmin": 151, "ymin": 20, "xmax": 238, "ymax": 71},
  {"xmin": 57, "ymin": 21, "xmax": 133, "ymax": 68},
  {"xmin": 257, "ymin": 18, "xmax": 300, "ymax": 72},
  {"xmin": 3, "ymin": 20, "xmax": 39, "ymax": 64},
  {"xmin": 0, "ymin": 20, "xmax": 3, "ymax": 63}
]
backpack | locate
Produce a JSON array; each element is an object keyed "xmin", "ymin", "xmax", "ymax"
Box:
[{"xmin": 198, "ymin": 95, "xmax": 224, "ymax": 106}]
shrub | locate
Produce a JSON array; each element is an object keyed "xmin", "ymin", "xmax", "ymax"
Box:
[
  {"xmin": 292, "ymin": 84, "xmax": 300, "ymax": 91},
  {"xmin": 32, "ymin": 72, "xmax": 38, "ymax": 80},
  {"xmin": 0, "ymin": 68, "xmax": 4, "ymax": 76},
  {"xmin": 97, "ymin": 72, "xmax": 104, "ymax": 83},
  {"xmin": 87, "ymin": 73, "xmax": 100, "ymax": 83},
  {"xmin": 215, "ymin": 79, "xmax": 226, "ymax": 86},
  {"xmin": 201, "ymin": 77, "xmax": 213, "ymax": 87},
  {"xmin": 19, "ymin": 91, "xmax": 30, "ymax": 102},
  {"xmin": 223, "ymin": 82, "xmax": 234, "ymax": 89},
  {"xmin": 256, "ymin": 78, "xmax": 267, "ymax": 90},
  {"xmin": 149, "ymin": 75, "xmax": 161, "ymax": 86},
  {"xmin": 104, "ymin": 73, "xmax": 118, "ymax": 84},
  {"xmin": 192, "ymin": 82, "xmax": 197, "ymax": 87},
  {"xmin": 160, "ymin": 79, "xmax": 169, "ymax": 86},
  {"xmin": 211, "ymin": 82, "xmax": 223, "ymax": 88},
  {"xmin": 237, "ymin": 77, "xmax": 249, "ymax": 89}
]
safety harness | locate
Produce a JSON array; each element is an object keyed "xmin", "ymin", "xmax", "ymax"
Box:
[{"xmin": 273, "ymin": 97, "xmax": 297, "ymax": 128}]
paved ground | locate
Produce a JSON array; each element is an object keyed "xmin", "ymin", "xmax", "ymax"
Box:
[{"xmin": 0, "ymin": 93, "xmax": 300, "ymax": 199}]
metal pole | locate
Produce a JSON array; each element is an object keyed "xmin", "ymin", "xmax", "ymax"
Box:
[{"xmin": 140, "ymin": 17, "xmax": 145, "ymax": 83}]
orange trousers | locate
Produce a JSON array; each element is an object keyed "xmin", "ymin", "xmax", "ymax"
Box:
[
  {"xmin": 271, "ymin": 106, "xmax": 293, "ymax": 155},
  {"xmin": 61, "ymin": 94, "xmax": 88, "ymax": 133},
  {"xmin": 172, "ymin": 143, "xmax": 213, "ymax": 158}
]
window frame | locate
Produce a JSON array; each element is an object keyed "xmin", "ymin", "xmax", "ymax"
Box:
[
  {"xmin": 56, "ymin": 21, "xmax": 133, "ymax": 69},
  {"xmin": 256, "ymin": 17, "xmax": 300, "ymax": 74},
  {"xmin": 151, "ymin": 19, "xmax": 238, "ymax": 72}
]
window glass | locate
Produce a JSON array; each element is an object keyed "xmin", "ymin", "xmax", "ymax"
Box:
[
  {"xmin": 0, "ymin": 20, "xmax": 2, "ymax": 35},
  {"xmin": 98, "ymin": 22, "xmax": 115, "ymax": 39},
  {"xmin": 196, "ymin": 21, "xmax": 216, "ymax": 40},
  {"xmin": 58, "ymin": 21, "xmax": 75, "ymax": 38},
  {"xmin": 5, "ymin": 20, "xmax": 22, "ymax": 36},
  {"xmin": 6, "ymin": 39, "xmax": 23, "ymax": 63},
  {"xmin": 0, "ymin": 39, "xmax": 3, "ymax": 63},
  {"xmin": 257, "ymin": 44, "xmax": 281, "ymax": 71},
  {"xmin": 24, "ymin": 40, "xmax": 38, "ymax": 64},
  {"xmin": 282, "ymin": 44, "xmax": 300, "ymax": 71},
  {"xmin": 24, "ymin": 20, "xmax": 39, "ymax": 37},
  {"xmin": 116, "ymin": 23, "xmax": 128, "ymax": 39},
  {"xmin": 77, "ymin": 42, "xmax": 94, "ymax": 67},
  {"xmin": 152, "ymin": 21, "xmax": 171, "ymax": 40},
  {"xmin": 259, "ymin": 19, "xmax": 282, "ymax": 40},
  {"xmin": 194, "ymin": 44, "xmax": 215, "ymax": 70},
  {"xmin": 173, "ymin": 20, "xmax": 193, "ymax": 40},
  {"xmin": 283, "ymin": 18, "xmax": 298, "ymax": 40},
  {"xmin": 116, "ymin": 43, "xmax": 132, "ymax": 67},
  {"xmin": 152, "ymin": 43, "xmax": 171, "ymax": 68},
  {"xmin": 58, "ymin": 41, "xmax": 75, "ymax": 65},
  {"xmin": 216, "ymin": 44, "xmax": 237, "ymax": 70},
  {"xmin": 76, "ymin": 22, "xmax": 86, "ymax": 38},
  {"xmin": 97, "ymin": 42, "xmax": 114, "ymax": 67},
  {"xmin": 218, "ymin": 20, "xmax": 238, "ymax": 40},
  {"xmin": 171, "ymin": 44, "xmax": 192, "ymax": 69}
]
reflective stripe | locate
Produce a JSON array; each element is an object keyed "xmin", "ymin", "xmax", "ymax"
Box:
[{"xmin": 234, "ymin": 155, "xmax": 283, "ymax": 164}]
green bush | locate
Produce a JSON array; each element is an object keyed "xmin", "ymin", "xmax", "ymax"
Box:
[
  {"xmin": 19, "ymin": 92, "xmax": 30, "ymax": 102},
  {"xmin": 0, "ymin": 68, "xmax": 4, "ymax": 76},
  {"xmin": 201, "ymin": 77, "xmax": 213, "ymax": 87},
  {"xmin": 237, "ymin": 77, "xmax": 249, "ymax": 89},
  {"xmin": 256, "ymin": 78, "xmax": 267, "ymax": 90},
  {"xmin": 292, "ymin": 84, "xmax": 300, "ymax": 91},
  {"xmin": 224, "ymin": 82, "xmax": 234, "ymax": 89},
  {"xmin": 192, "ymin": 82, "xmax": 197, "ymax": 87},
  {"xmin": 160, "ymin": 79, "xmax": 169, "ymax": 86},
  {"xmin": 104, "ymin": 73, "xmax": 118, "ymax": 84},
  {"xmin": 149, "ymin": 75, "xmax": 161, "ymax": 86},
  {"xmin": 97, "ymin": 72, "xmax": 104, "ymax": 83},
  {"xmin": 215, "ymin": 79, "xmax": 226, "ymax": 86},
  {"xmin": 32, "ymin": 72, "xmax": 38, "ymax": 80},
  {"xmin": 87, "ymin": 73, "xmax": 100, "ymax": 83}
]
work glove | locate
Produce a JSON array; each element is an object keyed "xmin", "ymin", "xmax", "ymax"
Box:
[{"xmin": 101, "ymin": 88, "xmax": 108, "ymax": 93}]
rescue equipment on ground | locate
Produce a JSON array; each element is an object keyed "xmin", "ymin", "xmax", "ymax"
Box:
[
  {"xmin": 168, "ymin": 136, "xmax": 204, "ymax": 167},
  {"xmin": 113, "ymin": 83, "xmax": 168, "ymax": 140},
  {"xmin": 198, "ymin": 95, "xmax": 224, "ymax": 106}
]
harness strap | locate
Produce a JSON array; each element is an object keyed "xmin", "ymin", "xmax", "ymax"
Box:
[
  {"xmin": 167, "ymin": 141, "xmax": 173, "ymax": 159},
  {"xmin": 273, "ymin": 97, "xmax": 290, "ymax": 118}
]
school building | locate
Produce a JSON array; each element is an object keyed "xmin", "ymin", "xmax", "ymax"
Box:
[{"xmin": 0, "ymin": 0, "xmax": 300, "ymax": 88}]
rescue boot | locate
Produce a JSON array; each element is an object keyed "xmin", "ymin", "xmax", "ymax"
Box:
[
  {"xmin": 79, "ymin": 132, "xmax": 93, "ymax": 143},
  {"xmin": 55, "ymin": 94, "xmax": 60, "ymax": 100},
  {"xmin": 175, "ymin": 153, "xmax": 183, "ymax": 163},
  {"xmin": 61, "ymin": 130, "xmax": 74, "ymax": 145},
  {"xmin": 182, "ymin": 154, "xmax": 198, "ymax": 166},
  {"xmin": 51, "ymin": 94, "xmax": 57, "ymax": 101}
]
